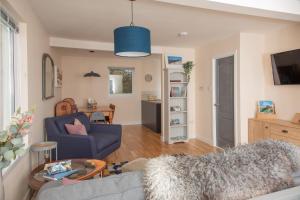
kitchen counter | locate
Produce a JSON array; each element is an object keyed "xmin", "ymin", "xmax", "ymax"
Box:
[{"xmin": 141, "ymin": 100, "xmax": 161, "ymax": 133}]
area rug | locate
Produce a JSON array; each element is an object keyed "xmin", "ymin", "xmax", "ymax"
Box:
[{"xmin": 102, "ymin": 161, "xmax": 129, "ymax": 177}]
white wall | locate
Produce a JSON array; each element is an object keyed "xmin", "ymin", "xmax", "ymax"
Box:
[
  {"xmin": 3, "ymin": 0, "xmax": 61, "ymax": 200},
  {"xmin": 195, "ymin": 35, "xmax": 240, "ymax": 144},
  {"xmin": 195, "ymin": 24, "xmax": 300, "ymax": 146},
  {"xmin": 60, "ymin": 49, "xmax": 162, "ymax": 125},
  {"xmin": 239, "ymin": 33, "xmax": 265, "ymax": 143},
  {"xmin": 263, "ymin": 24, "xmax": 300, "ymax": 120}
]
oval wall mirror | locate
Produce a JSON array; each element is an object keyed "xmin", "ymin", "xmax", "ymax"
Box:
[{"xmin": 42, "ymin": 53, "xmax": 55, "ymax": 100}]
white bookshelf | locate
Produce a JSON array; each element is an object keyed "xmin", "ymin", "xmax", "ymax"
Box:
[{"xmin": 164, "ymin": 68, "xmax": 189, "ymax": 144}]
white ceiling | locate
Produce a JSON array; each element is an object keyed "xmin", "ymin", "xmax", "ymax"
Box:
[{"xmin": 28, "ymin": 0, "xmax": 295, "ymax": 48}]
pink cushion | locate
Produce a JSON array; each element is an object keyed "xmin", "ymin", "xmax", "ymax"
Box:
[{"xmin": 65, "ymin": 118, "xmax": 87, "ymax": 135}]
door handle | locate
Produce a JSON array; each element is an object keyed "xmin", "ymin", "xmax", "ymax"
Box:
[{"xmin": 214, "ymin": 103, "xmax": 220, "ymax": 107}]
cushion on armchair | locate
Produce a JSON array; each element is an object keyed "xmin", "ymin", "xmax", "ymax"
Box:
[
  {"xmin": 65, "ymin": 118, "xmax": 87, "ymax": 135},
  {"xmin": 55, "ymin": 113, "xmax": 91, "ymax": 134}
]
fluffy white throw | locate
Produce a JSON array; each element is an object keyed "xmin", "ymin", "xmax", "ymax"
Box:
[{"xmin": 144, "ymin": 140, "xmax": 300, "ymax": 200}]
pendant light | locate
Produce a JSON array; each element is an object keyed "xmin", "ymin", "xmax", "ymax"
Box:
[{"xmin": 114, "ymin": 0, "xmax": 151, "ymax": 57}]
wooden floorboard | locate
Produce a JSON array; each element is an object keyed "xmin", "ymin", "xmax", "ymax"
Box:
[{"xmin": 105, "ymin": 125, "xmax": 218, "ymax": 163}]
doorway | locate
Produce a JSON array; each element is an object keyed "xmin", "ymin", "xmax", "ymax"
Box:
[{"xmin": 213, "ymin": 55, "xmax": 236, "ymax": 148}]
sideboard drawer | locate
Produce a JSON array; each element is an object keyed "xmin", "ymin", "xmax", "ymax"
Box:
[
  {"xmin": 270, "ymin": 124, "xmax": 300, "ymax": 139},
  {"xmin": 270, "ymin": 133, "xmax": 287, "ymax": 142},
  {"xmin": 249, "ymin": 118, "xmax": 300, "ymax": 146}
]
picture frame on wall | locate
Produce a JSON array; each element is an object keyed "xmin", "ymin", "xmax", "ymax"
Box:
[
  {"xmin": 165, "ymin": 54, "xmax": 183, "ymax": 69},
  {"xmin": 54, "ymin": 65, "xmax": 62, "ymax": 88}
]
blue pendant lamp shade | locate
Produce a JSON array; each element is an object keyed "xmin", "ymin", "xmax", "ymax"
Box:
[
  {"xmin": 114, "ymin": 0, "xmax": 151, "ymax": 57},
  {"xmin": 114, "ymin": 26, "xmax": 151, "ymax": 57}
]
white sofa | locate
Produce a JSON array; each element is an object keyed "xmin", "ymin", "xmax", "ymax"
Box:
[{"xmin": 252, "ymin": 186, "xmax": 300, "ymax": 200}]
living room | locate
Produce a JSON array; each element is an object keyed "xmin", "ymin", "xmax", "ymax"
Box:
[{"xmin": 1, "ymin": 0, "xmax": 300, "ymax": 200}]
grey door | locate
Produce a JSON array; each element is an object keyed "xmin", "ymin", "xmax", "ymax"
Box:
[{"xmin": 215, "ymin": 56, "xmax": 234, "ymax": 148}]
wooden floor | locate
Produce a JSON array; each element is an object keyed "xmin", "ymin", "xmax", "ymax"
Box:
[{"xmin": 105, "ymin": 125, "xmax": 218, "ymax": 163}]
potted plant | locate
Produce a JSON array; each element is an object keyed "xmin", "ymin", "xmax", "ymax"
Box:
[
  {"xmin": 183, "ymin": 61, "xmax": 194, "ymax": 83},
  {"xmin": 0, "ymin": 108, "xmax": 34, "ymax": 200}
]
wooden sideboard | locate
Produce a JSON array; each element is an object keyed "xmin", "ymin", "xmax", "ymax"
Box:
[{"xmin": 249, "ymin": 118, "xmax": 300, "ymax": 146}]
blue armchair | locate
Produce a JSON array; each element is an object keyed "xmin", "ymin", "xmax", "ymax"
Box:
[{"xmin": 45, "ymin": 112, "xmax": 122, "ymax": 160}]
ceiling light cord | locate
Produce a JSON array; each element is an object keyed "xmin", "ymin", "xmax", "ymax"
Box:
[{"xmin": 130, "ymin": 0, "xmax": 135, "ymax": 26}]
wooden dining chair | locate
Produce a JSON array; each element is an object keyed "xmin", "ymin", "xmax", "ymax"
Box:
[
  {"xmin": 55, "ymin": 101, "xmax": 72, "ymax": 116},
  {"xmin": 90, "ymin": 112, "xmax": 106, "ymax": 123},
  {"xmin": 63, "ymin": 98, "xmax": 78, "ymax": 113},
  {"xmin": 105, "ymin": 104, "xmax": 116, "ymax": 123}
]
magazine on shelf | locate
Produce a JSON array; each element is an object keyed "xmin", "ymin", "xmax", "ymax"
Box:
[{"xmin": 170, "ymin": 87, "xmax": 180, "ymax": 97}]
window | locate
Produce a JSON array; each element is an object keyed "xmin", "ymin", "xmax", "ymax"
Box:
[
  {"xmin": 0, "ymin": 8, "xmax": 18, "ymax": 129},
  {"xmin": 109, "ymin": 67, "xmax": 134, "ymax": 95}
]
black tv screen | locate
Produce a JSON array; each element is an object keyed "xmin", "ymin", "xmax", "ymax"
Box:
[{"xmin": 271, "ymin": 49, "xmax": 300, "ymax": 85}]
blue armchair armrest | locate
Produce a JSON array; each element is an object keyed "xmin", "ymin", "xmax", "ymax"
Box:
[
  {"xmin": 56, "ymin": 134, "xmax": 97, "ymax": 159},
  {"xmin": 90, "ymin": 124, "xmax": 122, "ymax": 135}
]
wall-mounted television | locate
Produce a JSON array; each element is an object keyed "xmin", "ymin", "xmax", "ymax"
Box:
[{"xmin": 271, "ymin": 49, "xmax": 300, "ymax": 85}]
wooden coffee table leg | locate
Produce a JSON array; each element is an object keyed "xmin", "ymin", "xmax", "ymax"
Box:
[{"xmin": 29, "ymin": 188, "xmax": 36, "ymax": 200}]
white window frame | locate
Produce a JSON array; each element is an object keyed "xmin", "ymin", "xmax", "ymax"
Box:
[
  {"xmin": 1, "ymin": 6, "xmax": 29, "ymax": 176},
  {"xmin": 108, "ymin": 67, "xmax": 135, "ymax": 97}
]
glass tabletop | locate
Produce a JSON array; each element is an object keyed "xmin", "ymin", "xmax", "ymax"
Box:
[{"xmin": 34, "ymin": 160, "xmax": 96, "ymax": 182}]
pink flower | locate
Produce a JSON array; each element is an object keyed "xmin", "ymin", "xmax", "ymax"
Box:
[
  {"xmin": 25, "ymin": 115, "xmax": 33, "ymax": 124},
  {"xmin": 18, "ymin": 118, "xmax": 25, "ymax": 125}
]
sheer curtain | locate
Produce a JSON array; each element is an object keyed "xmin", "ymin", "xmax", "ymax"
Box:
[{"xmin": 0, "ymin": 9, "xmax": 17, "ymax": 130}]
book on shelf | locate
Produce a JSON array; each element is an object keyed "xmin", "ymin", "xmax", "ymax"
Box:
[
  {"xmin": 170, "ymin": 86, "xmax": 187, "ymax": 97},
  {"xmin": 170, "ymin": 87, "xmax": 180, "ymax": 97},
  {"xmin": 170, "ymin": 79, "xmax": 182, "ymax": 82}
]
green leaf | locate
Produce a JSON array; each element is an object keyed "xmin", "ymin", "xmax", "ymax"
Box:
[
  {"xmin": 11, "ymin": 137, "xmax": 23, "ymax": 146},
  {"xmin": 15, "ymin": 148, "xmax": 25, "ymax": 156},
  {"xmin": 0, "ymin": 160, "xmax": 11, "ymax": 170},
  {"xmin": 9, "ymin": 125, "xmax": 18, "ymax": 134},
  {"xmin": 12, "ymin": 143, "xmax": 25, "ymax": 149},
  {"xmin": 16, "ymin": 107, "xmax": 21, "ymax": 115},
  {"xmin": 22, "ymin": 123, "xmax": 31, "ymax": 129},
  {"xmin": 0, "ymin": 147, "xmax": 9, "ymax": 154},
  {"xmin": 3, "ymin": 150, "xmax": 15, "ymax": 161},
  {"xmin": 0, "ymin": 132, "xmax": 8, "ymax": 143}
]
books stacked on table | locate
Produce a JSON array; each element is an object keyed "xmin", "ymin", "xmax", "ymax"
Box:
[{"xmin": 43, "ymin": 160, "xmax": 79, "ymax": 181}]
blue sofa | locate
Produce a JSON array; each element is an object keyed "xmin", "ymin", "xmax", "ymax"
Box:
[{"xmin": 45, "ymin": 112, "xmax": 122, "ymax": 160}]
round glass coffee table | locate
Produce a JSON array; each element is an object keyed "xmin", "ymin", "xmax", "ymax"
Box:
[{"xmin": 28, "ymin": 159, "xmax": 106, "ymax": 197}]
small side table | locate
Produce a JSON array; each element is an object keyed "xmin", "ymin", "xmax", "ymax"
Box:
[
  {"xmin": 30, "ymin": 141, "xmax": 57, "ymax": 167},
  {"xmin": 28, "ymin": 159, "xmax": 106, "ymax": 198}
]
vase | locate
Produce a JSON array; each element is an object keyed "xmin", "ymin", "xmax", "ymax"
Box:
[{"xmin": 0, "ymin": 170, "xmax": 4, "ymax": 200}]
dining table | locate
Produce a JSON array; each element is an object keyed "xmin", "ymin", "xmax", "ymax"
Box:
[{"xmin": 78, "ymin": 106, "xmax": 114, "ymax": 124}]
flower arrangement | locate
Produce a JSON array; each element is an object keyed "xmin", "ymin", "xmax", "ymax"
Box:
[
  {"xmin": 0, "ymin": 108, "xmax": 34, "ymax": 200},
  {"xmin": 0, "ymin": 108, "xmax": 34, "ymax": 170},
  {"xmin": 183, "ymin": 61, "xmax": 194, "ymax": 83}
]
